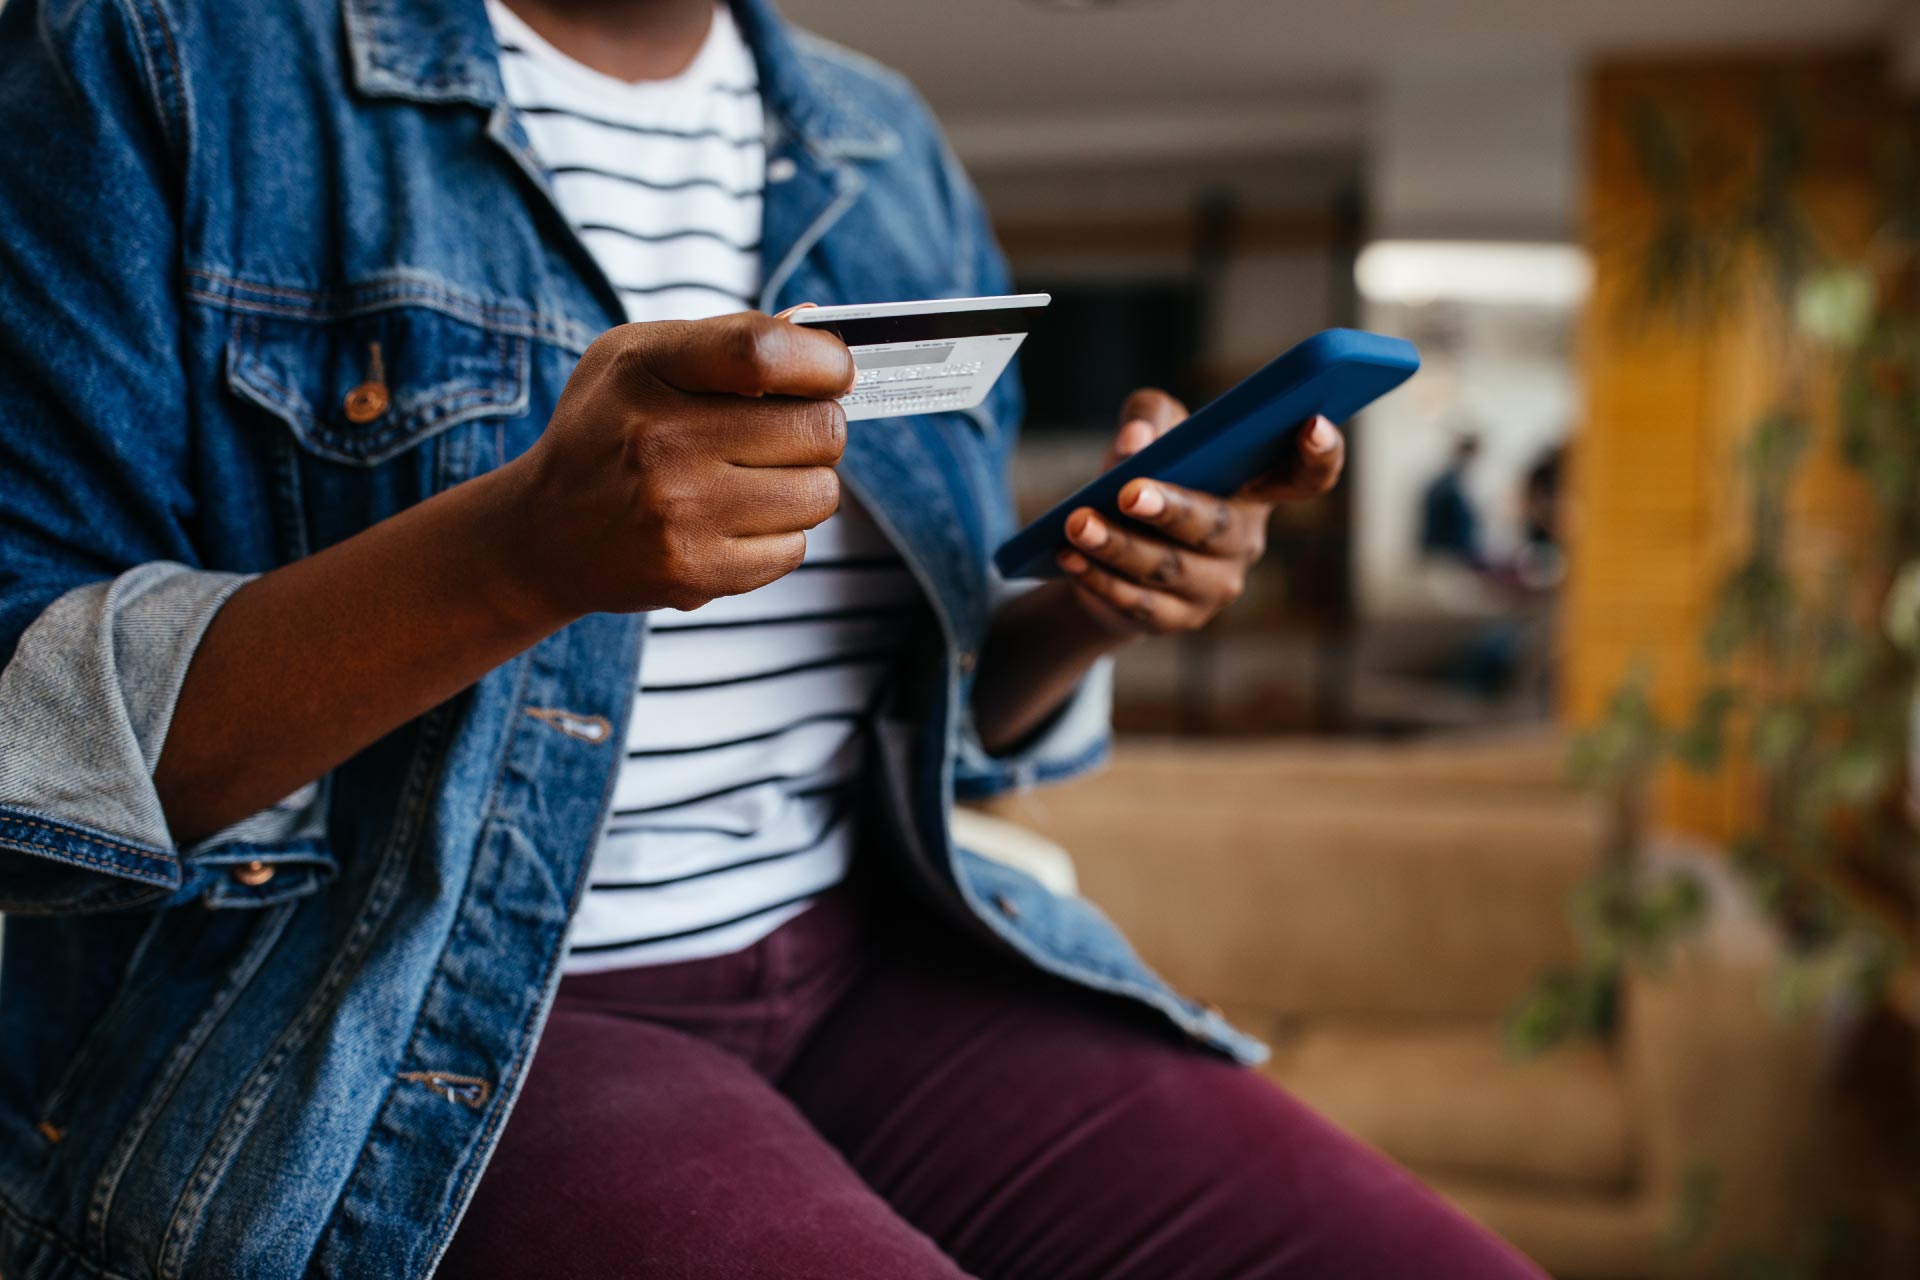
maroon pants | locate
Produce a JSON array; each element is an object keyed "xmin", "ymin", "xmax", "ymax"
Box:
[{"xmin": 440, "ymin": 884, "xmax": 1546, "ymax": 1279}]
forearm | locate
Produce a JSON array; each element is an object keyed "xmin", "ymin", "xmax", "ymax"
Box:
[
  {"xmin": 153, "ymin": 463, "xmax": 569, "ymax": 846},
  {"xmin": 970, "ymin": 579, "xmax": 1133, "ymax": 755}
]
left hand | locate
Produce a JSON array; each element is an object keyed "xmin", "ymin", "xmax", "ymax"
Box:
[{"xmin": 1057, "ymin": 387, "xmax": 1345, "ymax": 637}]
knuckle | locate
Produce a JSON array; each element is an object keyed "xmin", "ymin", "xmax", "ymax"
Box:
[
  {"xmin": 665, "ymin": 584, "xmax": 714, "ymax": 612},
  {"xmin": 607, "ymin": 321, "xmax": 671, "ymax": 382},
  {"xmin": 1148, "ymin": 547, "xmax": 1183, "ymax": 586},
  {"xmin": 802, "ymin": 398, "xmax": 848, "ymax": 460},
  {"xmin": 797, "ymin": 467, "xmax": 841, "ymax": 524},
  {"xmin": 777, "ymin": 531, "xmax": 808, "ymax": 575},
  {"xmin": 725, "ymin": 313, "xmax": 785, "ymax": 393},
  {"xmin": 1198, "ymin": 503, "xmax": 1235, "ymax": 550},
  {"xmin": 656, "ymin": 530, "xmax": 713, "ymax": 606}
]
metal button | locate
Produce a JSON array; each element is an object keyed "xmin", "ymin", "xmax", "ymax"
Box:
[
  {"xmin": 766, "ymin": 155, "xmax": 797, "ymax": 184},
  {"xmin": 231, "ymin": 860, "xmax": 275, "ymax": 888},
  {"xmin": 958, "ymin": 650, "xmax": 978, "ymax": 673},
  {"xmin": 344, "ymin": 340, "xmax": 389, "ymax": 423},
  {"xmin": 992, "ymin": 891, "xmax": 1020, "ymax": 919},
  {"xmin": 343, "ymin": 382, "xmax": 389, "ymax": 423}
]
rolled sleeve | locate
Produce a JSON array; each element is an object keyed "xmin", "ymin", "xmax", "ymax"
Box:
[
  {"xmin": 954, "ymin": 572, "xmax": 1114, "ymax": 799},
  {"xmin": 954, "ymin": 654, "xmax": 1113, "ymax": 800},
  {"xmin": 0, "ymin": 0, "xmax": 328, "ymax": 913},
  {"xmin": 0, "ymin": 565, "xmax": 331, "ymax": 913}
]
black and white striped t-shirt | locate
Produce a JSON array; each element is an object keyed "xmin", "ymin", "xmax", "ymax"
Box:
[{"xmin": 491, "ymin": 1, "xmax": 914, "ymax": 971}]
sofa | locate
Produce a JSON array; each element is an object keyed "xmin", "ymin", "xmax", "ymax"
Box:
[{"xmin": 967, "ymin": 732, "xmax": 1826, "ymax": 1279}]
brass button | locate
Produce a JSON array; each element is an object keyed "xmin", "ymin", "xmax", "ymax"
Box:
[
  {"xmin": 343, "ymin": 382, "xmax": 390, "ymax": 423},
  {"xmin": 958, "ymin": 650, "xmax": 978, "ymax": 673},
  {"xmin": 992, "ymin": 891, "xmax": 1020, "ymax": 919},
  {"xmin": 344, "ymin": 340, "xmax": 389, "ymax": 423},
  {"xmin": 231, "ymin": 860, "xmax": 275, "ymax": 888}
]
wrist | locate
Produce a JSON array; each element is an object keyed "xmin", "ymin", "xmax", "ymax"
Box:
[
  {"xmin": 459, "ymin": 461, "xmax": 585, "ymax": 638},
  {"xmin": 1033, "ymin": 577, "xmax": 1145, "ymax": 657}
]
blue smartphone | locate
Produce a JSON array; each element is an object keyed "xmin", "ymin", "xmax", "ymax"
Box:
[{"xmin": 993, "ymin": 328, "xmax": 1419, "ymax": 581}]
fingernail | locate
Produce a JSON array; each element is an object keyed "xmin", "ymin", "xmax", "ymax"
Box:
[
  {"xmin": 1123, "ymin": 483, "xmax": 1165, "ymax": 517},
  {"xmin": 1058, "ymin": 550, "xmax": 1088, "ymax": 574},
  {"xmin": 1306, "ymin": 417, "xmax": 1336, "ymax": 453},
  {"xmin": 1071, "ymin": 512, "xmax": 1108, "ymax": 548}
]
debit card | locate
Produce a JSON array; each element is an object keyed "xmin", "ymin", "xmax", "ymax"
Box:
[{"xmin": 789, "ymin": 293, "xmax": 1049, "ymax": 421}]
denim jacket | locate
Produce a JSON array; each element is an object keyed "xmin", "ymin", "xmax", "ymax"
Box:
[{"xmin": 0, "ymin": 0, "xmax": 1258, "ymax": 1275}]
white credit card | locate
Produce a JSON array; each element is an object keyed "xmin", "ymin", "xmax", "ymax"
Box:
[{"xmin": 789, "ymin": 293, "xmax": 1050, "ymax": 421}]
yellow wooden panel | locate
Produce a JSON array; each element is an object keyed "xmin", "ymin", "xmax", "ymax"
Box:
[{"xmin": 1565, "ymin": 50, "xmax": 1887, "ymax": 838}]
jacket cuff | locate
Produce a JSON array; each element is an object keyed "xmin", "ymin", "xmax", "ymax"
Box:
[
  {"xmin": 954, "ymin": 656, "xmax": 1113, "ymax": 800},
  {"xmin": 0, "ymin": 563, "xmax": 331, "ymax": 912}
]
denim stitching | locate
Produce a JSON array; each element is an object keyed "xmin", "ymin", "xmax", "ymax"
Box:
[
  {"xmin": 156, "ymin": 705, "xmax": 459, "ymax": 1278},
  {"xmin": 35, "ymin": 908, "xmax": 171, "ymax": 1140},
  {"xmin": 417, "ymin": 635, "xmax": 642, "ymax": 1280},
  {"xmin": 185, "ymin": 265, "xmax": 593, "ymax": 350},
  {"xmin": 0, "ymin": 814, "xmax": 176, "ymax": 872},
  {"xmin": 187, "ymin": 283, "xmax": 569, "ymax": 346},
  {"xmin": 314, "ymin": 661, "xmax": 538, "ymax": 1266},
  {"xmin": 228, "ymin": 320, "xmax": 532, "ymax": 467},
  {"xmin": 86, "ymin": 902, "xmax": 298, "ymax": 1261},
  {"xmin": 113, "ymin": 0, "xmax": 187, "ymax": 163}
]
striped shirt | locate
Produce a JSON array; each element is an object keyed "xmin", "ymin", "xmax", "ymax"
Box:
[{"xmin": 491, "ymin": 1, "xmax": 913, "ymax": 971}]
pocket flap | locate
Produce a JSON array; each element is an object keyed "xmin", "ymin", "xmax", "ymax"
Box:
[{"xmin": 227, "ymin": 305, "xmax": 531, "ymax": 466}]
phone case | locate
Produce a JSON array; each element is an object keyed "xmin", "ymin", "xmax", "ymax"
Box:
[{"xmin": 992, "ymin": 328, "xmax": 1419, "ymax": 581}]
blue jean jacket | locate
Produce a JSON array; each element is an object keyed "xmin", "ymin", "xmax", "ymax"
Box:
[{"xmin": 0, "ymin": 0, "xmax": 1258, "ymax": 1275}]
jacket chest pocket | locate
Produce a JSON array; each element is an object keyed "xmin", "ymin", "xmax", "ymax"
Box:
[{"xmin": 225, "ymin": 304, "xmax": 532, "ymax": 467}]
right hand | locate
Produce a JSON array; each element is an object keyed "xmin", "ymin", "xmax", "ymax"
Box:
[{"xmin": 498, "ymin": 310, "xmax": 856, "ymax": 622}]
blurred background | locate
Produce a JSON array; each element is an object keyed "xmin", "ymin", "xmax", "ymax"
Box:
[{"xmin": 782, "ymin": 1, "xmax": 1920, "ymax": 1276}]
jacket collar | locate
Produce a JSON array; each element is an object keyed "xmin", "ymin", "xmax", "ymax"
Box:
[{"xmin": 341, "ymin": 0, "xmax": 898, "ymax": 157}]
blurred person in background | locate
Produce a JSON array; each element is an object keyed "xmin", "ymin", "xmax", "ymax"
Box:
[
  {"xmin": 1516, "ymin": 443, "xmax": 1568, "ymax": 591},
  {"xmin": 1419, "ymin": 433, "xmax": 1487, "ymax": 569},
  {"xmin": 0, "ymin": 0, "xmax": 1547, "ymax": 1276}
]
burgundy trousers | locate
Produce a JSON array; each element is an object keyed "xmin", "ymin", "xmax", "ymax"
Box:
[{"xmin": 439, "ymin": 883, "xmax": 1547, "ymax": 1279}]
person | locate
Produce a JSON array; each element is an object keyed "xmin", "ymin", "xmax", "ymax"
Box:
[
  {"xmin": 1516, "ymin": 443, "xmax": 1568, "ymax": 590},
  {"xmin": 0, "ymin": 1, "xmax": 1549, "ymax": 1277},
  {"xmin": 1419, "ymin": 433, "xmax": 1487, "ymax": 568}
]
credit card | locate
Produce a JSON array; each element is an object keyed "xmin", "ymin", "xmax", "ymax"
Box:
[{"xmin": 789, "ymin": 293, "xmax": 1049, "ymax": 421}]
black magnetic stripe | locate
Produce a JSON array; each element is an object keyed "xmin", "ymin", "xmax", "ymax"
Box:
[
  {"xmin": 518, "ymin": 105, "xmax": 761, "ymax": 147},
  {"xmin": 648, "ymin": 603, "xmax": 914, "ymax": 633},
  {"xmin": 568, "ymin": 888, "xmax": 823, "ymax": 952},
  {"xmin": 623, "ymin": 709, "xmax": 862, "ymax": 759},
  {"xmin": 792, "ymin": 304, "xmax": 1048, "ymax": 348},
  {"xmin": 550, "ymin": 164, "xmax": 764, "ymax": 199},
  {"xmin": 640, "ymin": 650, "xmax": 894, "ymax": 693},
  {"xmin": 589, "ymin": 803, "xmax": 848, "ymax": 891},
  {"xmin": 577, "ymin": 221, "xmax": 761, "ymax": 253},
  {"xmin": 791, "ymin": 556, "xmax": 905, "ymax": 572}
]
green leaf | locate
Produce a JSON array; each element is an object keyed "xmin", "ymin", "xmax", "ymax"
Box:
[
  {"xmin": 1750, "ymin": 706, "xmax": 1809, "ymax": 769},
  {"xmin": 1883, "ymin": 560, "xmax": 1920, "ymax": 655},
  {"xmin": 1794, "ymin": 267, "xmax": 1875, "ymax": 348},
  {"xmin": 1674, "ymin": 686, "xmax": 1738, "ymax": 772}
]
